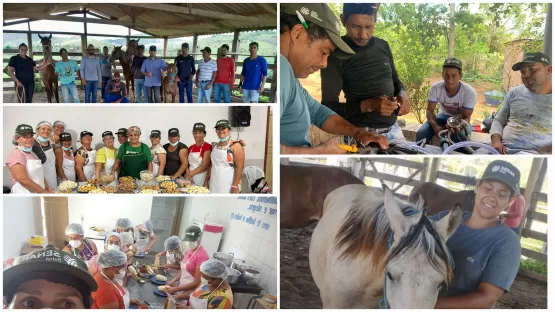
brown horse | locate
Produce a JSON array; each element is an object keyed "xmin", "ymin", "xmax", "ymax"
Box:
[
  {"xmin": 162, "ymin": 63, "xmax": 178, "ymax": 103},
  {"xmin": 109, "ymin": 39, "xmax": 139, "ymax": 101},
  {"xmin": 38, "ymin": 34, "xmax": 59, "ymax": 103},
  {"xmin": 409, "ymin": 182, "xmax": 474, "ymax": 216}
]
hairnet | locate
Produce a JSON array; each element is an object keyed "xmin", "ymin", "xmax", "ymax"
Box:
[
  {"xmin": 143, "ymin": 220, "xmax": 153, "ymax": 232},
  {"xmin": 36, "ymin": 121, "xmax": 53, "ymax": 130},
  {"xmin": 120, "ymin": 232, "xmax": 134, "ymax": 245},
  {"xmin": 65, "ymin": 223, "xmax": 84, "ymax": 236},
  {"xmin": 97, "ymin": 249, "xmax": 127, "ymax": 268},
  {"xmin": 164, "ymin": 236, "xmax": 181, "ymax": 251},
  {"xmin": 53, "ymin": 120, "xmax": 66, "ymax": 128},
  {"xmin": 200, "ymin": 259, "xmax": 229, "ymax": 279},
  {"xmin": 116, "ymin": 218, "xmax": 133, "ymax": 228},
  {"xmin": 106, "ymin": 232, "xmax": 121, "ymax": 243}
]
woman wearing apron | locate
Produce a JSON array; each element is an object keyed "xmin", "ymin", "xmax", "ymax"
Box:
[
  {"xmin": 185, "ymin": 123, "xmax": 212, "ymax": 187},
  {"xmin": 55, "ymin": 132, "xmax": 76, "ymax": 183},
  {"xmin": 111, "ymin": 126, "xmax": 153, "ymax": 179},
  {"xmin": 61, "ymin": 223, "xmax": 98, "ymax": 267},
  {"xmin": 154, "ymin": 236, "xmax": 184, "ymax": 280},
  {"xmin": 6, "ymin": 124, "xmax": 52, "ymax": 193},
  {"xmin": 95, "ymin": 131, "xmax": 118, "ymax": 180},
  {"xmin": 149, "ymin": 130, "xmax": 167, "ymax": 177},
  {"xmin": 32, "ymin": 121, "xmax": 58, "ymax": 192},
  {"xmin": 167, "ymin": 226, "xmax": 209, "ymax": 303},
  {"xmin": 163, "ymin": 128, "xmax": 189, "ymax": 179},
  {"xmin": 175, "ymin": 259, "xmax": 234, "ymax": 309},
  {"xmin": 50, "ymin": 120, "xmax": 66, "ymax": 148},
  {"xmin": 74, "ymin": 130, "xmax": 97, "ymax": 182},
  {"xmin": 208, "ymin": 120, "xmax": 245, "ymax": 194},
  {"xmin": 133, "ymin": 220, "xmax": 157, "ymax": 253}
]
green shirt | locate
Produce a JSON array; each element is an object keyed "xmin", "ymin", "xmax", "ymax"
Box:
[{"xmin": 117, "ymin": 142, "xmax": 153, "ymax": 179}]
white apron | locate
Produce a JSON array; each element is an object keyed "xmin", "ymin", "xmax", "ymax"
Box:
[
  {"xmin": 209, "ymin": 142, "xmax": 235, "ymax": 194},
  {"xmin": 189, "ymin": 280, "xmax": 225, "ymax": 309},
  {"xmin": 100, "ymin": 271, "xmax": 128, "ymax": 309},
  {"xmin": 114, "ymin": 275, "xmax": 130, "ymax": 309},
  {"xmin": 166, "ymin": 252, "xmax": 180, "ymax": 280},
  {"xmin": 40, "ymin": 142, "xmax": 58, "ymax": 191},
  {"xmin": 60, "ymin": 150, "xmax": 76, "ymax": 183},
  {"xmin": 82, "ymin": 148, "xmax": 97, "ymax": 181},
  {"xmin": 188, "ymin": 144, "xmax": 208, "ymax": 186},
  {"xmin": 12, "ymin": 148, "xmax": 45, "ymax": 194},
  {"xmin": 134, "ymin": 230, "xmax": 150, "ymax": 252},
  {"xmin": 103, "ymin": 148, "xmax": 117, "ymax": 178},
  {"xmin": 175, "ymin": 248, "xmax": 200, "ymax": 304},
  {"xmin": 151, "ymin": 145, "xmax": 162, "ymax": 176}
]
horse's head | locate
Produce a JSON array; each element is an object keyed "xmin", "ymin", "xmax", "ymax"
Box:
[
  {"xmin": 127, "ymin": 39, "xmax": 139, "ymax": 55},
  {"xmin": 37, "ymin": 34, "xmax": 53, "ymax": 55},
  {"xmin": 382, "ymin": 186, "xmax": 462, "ymax": 308},
  {"xmin": 166, "ymin": 63, "xmax": 177, "ymax": 75},
  {"xmin": 109, "ymin": 46, "xmax": 123, "ymax": 63}
]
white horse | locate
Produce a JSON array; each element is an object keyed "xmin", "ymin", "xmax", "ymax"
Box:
[{"xmin": 309, "ymin": 184, "xmax": 462, "ymax": 308}]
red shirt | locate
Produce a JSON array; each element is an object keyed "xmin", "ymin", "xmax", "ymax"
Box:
[
  {"xmin": 91, "ymin": 273, "xmax": 125, "ymax": 309},
  {"xmin": 188, "ymin": 143, "xmax": 212, "ymax": 158},
  {"xmin": 215, "ymin": 57, "xmax": 235, "ymax": 85}
]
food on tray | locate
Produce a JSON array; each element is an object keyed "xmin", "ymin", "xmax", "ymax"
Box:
[
  {"xmin": 139, "ymin": 189, "xmax": 159, "ymax": 194},
  {"xmin": 126, "ymin": 251, "xmax": 134, "ymax": 259},
  {"xmin": 176, "ymin": 179, "xmax": 192, "ymax": 188},
  {"xmin": 100, "ymin": 186, "xmax": 117, "ymax": 193},
  {"xmin": 161, "ymin": 188, "xmax": 181, "ymax": 194},
  {"xmin": 100, "ymin": 173, "xmax": 115, "ymax": 183},
  {"xmin": 141, "ymin": 185, "xmax": 160, "ymax": 191},
  {"xmin": 78, "ymin": 184, "xmax": 97, "ymax": 193},
  {"xmin": 155, "ymin": 274, "xmax": 168, "ymax": 282},
  {"xmin": 119, "ymin": 176, "xmax": 135, "ymax": 183},
  {"xmin": 156, "ymin": 175, "xmax": 172, "ymax": 182},
  {"xmin": 158, "ymin": 285, "xmax": 169, "ymax": 292},
  {"xmin": 58, "ymin": 180, "xmax": 78, "ymax": 192},
  {"xmin": 59, "ymin": 188, "xmax": 73, "ymax": 194},
  {"xmin": 140, "ymin": 170, "xmax": 154, "ymax": 181},
  {"xmin": 89, "ymin": 189, "xmax": 107, "ymax": 194},
  {"xmin": 160, "ymin": 181, "xmax": 178, "ymax": 190},
  {"xmin": 183, "ymin": 185, "xmax": 210, "ymax": 194},
  {"xmin": 128, "ymin": 266, "xmax": 138, "ymax": 278},
  {"xmin": 87, "ymin": 178, "xmax": 100, "ymax": 185}
]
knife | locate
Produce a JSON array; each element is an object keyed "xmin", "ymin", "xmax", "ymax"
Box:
[{"xmin": 144, "ymin": 301, "xmax": 153, "ymax": 309}]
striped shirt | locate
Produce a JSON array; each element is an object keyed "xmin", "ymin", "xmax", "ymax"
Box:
[{"xmin": 197, "ymin": 58, "xmax": 217, "ymax": 82}]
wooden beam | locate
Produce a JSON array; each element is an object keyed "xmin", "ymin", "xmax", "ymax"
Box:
[
  {"xmin": 522, "ymin": 247, "xmax": 547, "ymax": 262},
  {"xmin": 521, "ymin": 158, "xmax": 545, "ymax": 233},
  {"xmin": 3, "ymin": 10, "xmax": 135, "ymax": 27},
  {"xmin": 3, "ymin": 29, "xmax": 153, "ymax": 39},
  {"xmin": 258, "ymin": 4, "xmax": 277, "ymax": 16},
  {"xmin": 270, "ymin": 55, "xmax": 277, "ymax": 102},
  {"xmin": 3, "ymin": 18, "xmax": 33, "ymax": 27},
  {"xmin": 163, "ymin": 37, "xmax": 168, "ymax": 58},
  {"xmin": 371, "ymin": 158, "xmax": 425, "ymax": 170},
  {"xmin": 47, "ymin": 4, "xmax": 61, "ymax": 15},
  {"xmin": 526, "ymin": 210, "xmax": 547, "ymax": 223},
  {"xmin": 231, "ymin": 30, "xmax": 240, "ymax": 64},
  {"xmin": 80, "ymin": 35, "xmax": 86, "ymax": 56},
  {"xmin": 27, "ymin": 32, "xmax": 33, "ymax": 60},
  {"xmin": 428, "ymin": 158, "xmax": 440, "ymax": 183}
]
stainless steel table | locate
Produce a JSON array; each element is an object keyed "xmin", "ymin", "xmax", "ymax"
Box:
[{"xmin": 126, "ymin": 254, "xmax": 167, "ymax": 309}]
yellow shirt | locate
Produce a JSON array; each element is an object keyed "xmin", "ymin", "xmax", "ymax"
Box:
[{"xmin": 95, "ymin": 147, "xmax": 117, "ymax": 168}]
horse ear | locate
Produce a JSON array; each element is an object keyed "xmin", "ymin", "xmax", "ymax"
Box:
[
  {"xmin": 38, "ymin": 34, "xmax": 43, "ymax": 39},
  {"xmin": 383, "ymin": 185, "xmax": 416, "ymax": 237},
  {"xmin": 435, "ymin": 204, "xmax": 462, "ymax": 240},
  {"xmin": 136, "ymin": 38, "xmax": 140, "ymax": 43},
  {"xmin": 48, "ymin": 34, "xmax": 52, "ymax": 39}
]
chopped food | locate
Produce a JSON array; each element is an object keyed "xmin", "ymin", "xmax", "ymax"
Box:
[
  {"xmin": 78, "ymin": 184, "xmax": 97, "ymax": 193},
  {"xmin": 160, "ymin": 181, "xmax": 178, "ymax": 190},
  {"xmin": 183, "ymin": 185, "xmax": 210, "ymax": 194},
  {"xmin": 140, "ymin": 189, "xmax": 159, "ymax": 194},
  {"xmin": 89, "ymin": 189, "xmax": 107, "ymax": 194},
  {"xmin": 58, "ymin": 180, "xmax": 78, "ymax": 192},
  {"xmin": 140, "ymin": 170, "xmax": 154, "ymax": 181},
  {"xmin": 100, "ymin": 173, "xmax": 115, "ymax": 183},
  {"xmin": 100, "ymin": 186, "xmax": 117, "ymax": 193},
  {"xmin": 156, "ymin": 175, "xmax": 172, "ymax": 182}
]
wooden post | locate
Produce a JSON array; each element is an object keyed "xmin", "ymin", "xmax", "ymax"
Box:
[
  {"xmin": 80, "ymin": 35, "xmax": 87, "ymax": 56},
  {"xmin": 231, "ymin": 30, "xmax": 240, "ymax": 64},
  {"xmin": 270, "ymin": 55, "xmax": 277, "ymax": 102},
  {"xmin": 428, "ymin": 158, "xmax": 440, "ymax": 183},
  {"xmin": 27, "ymin": 32, "xmax": 33, "ymax": 58},
  {"xmin": 519, "ymin": 158, "xmax": 544, "ymax": 234},
  {"xmin": 163, "ymin": 37, "xmax": 168, "ymax": 58},
  {"xmin": 192, "ymin": 34, "xmax": 198, "ymax": 54},
  {"xmin": 420, "ymin": 158, "xmax": 430, "ymax": 183}
]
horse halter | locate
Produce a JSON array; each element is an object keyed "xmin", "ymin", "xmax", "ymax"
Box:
[{"xmin": 378, "ymin": 210, "xmax": 455, "ymax": 309}]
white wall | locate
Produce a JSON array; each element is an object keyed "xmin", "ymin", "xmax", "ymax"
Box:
[
  {"xmin": 3, "ymin": 106, "xmax": 269, "ymax": 186},
  {"xmin": 3, "ymin": 197, "xmax": 43, "ymax": 261}
]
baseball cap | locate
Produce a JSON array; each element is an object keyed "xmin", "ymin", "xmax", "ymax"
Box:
[
  {"xmin": 182, "ymin": 43, "xmax": 190, "ymax": 49},
  {"xmin": 149, "ymin": 45, "xmax": 157, "ymax": 51},
  {"xmin": 138, "ymin": 44, "xmax": 145, "ymax": 50},
  {"xmin": 3, "ymin": 244, "xmax": 97, "ymax": 308},
  {"xmin": 184, "ymin": 226, "xmax": 202, "ymax": 241},
  {"xmin": 201, "ymin": 47, "xmax": 212, "ymax": 54},
  {"xmin": 281, "ymin": 3, "xmax": 355, "ymax": 59},
  {"xmin": 193, "ymin": 123, "xmax": 206, "ymax": 132},
  {"xmin": 168, "ymin": 128, "xmax": 180, "ymax": 136},
  {"xmin": 214, "ymin": 119, "xmax": 231, "ymax": 129},
  {"xmin": 480, "ymin": 160, "xmax": 521, "ymax": 194},
  {"xmin": 150, "ymin": 130, "xmax": 161, "ymax": 137},
  {"xmin": 512, "ymin": 52, "xmax": 551, "ymax": 71},
  {"xmin": 443, "ymin": 58, "xmax": 463, "ymax": 70},
  {"xmin": 80, "ymin": 130, "xmax": 93, "ymax": 138},
  {"xmin": 15, "ymin": 124, "xmax": 35, "ymax": 135},
  {"xmin": 116, "ymin": 128, "xmax": 128, "ymax": 136},
  {"xmin": 60, "ymin": 132, "xmax": 72, "ymax": 141},
  {"xmin": 102, "ymin": 131, "xmax": 114, "ymax": 138}
]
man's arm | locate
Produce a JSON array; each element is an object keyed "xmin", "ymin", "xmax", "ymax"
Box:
[
  {"xmin": 8, "ymin": 66, "xmax": 22, "ymax": 86},
  {"xmin": 387, "ymin": 42, "xmax": 405, "ymax": 96},
  {"xmin": 460, "ymin": 108, "xmax": 473, "ymax": 123},
  {"xmin": 230, "ymin": 58, "xmax": 236, "ymax": 88},
  {"xmin": 490, "ymin": 91, "xmax": 512, "ymax": 153},
  {"xmin": 425, "ymin": 102, "xmax": 441, "ymax": 134},
  {"xmin": 435, "ymin": 282, "xmax": 505, "ymax": 309}
]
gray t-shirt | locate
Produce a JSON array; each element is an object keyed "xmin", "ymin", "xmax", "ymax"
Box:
[
  {"xmin": 490, "ymin": 85, "xmax": 552, "ymax": 150},
  {"xmin": 429, "ymin": 81, "xmax": 477, "ymax": 117},
  {"xmin": 431, "ymin": 211, "xmax": 521, "ymax": 305},
  {"xmin": 99, "ymin": 55, "xmax": 112, "ymax": 78}
]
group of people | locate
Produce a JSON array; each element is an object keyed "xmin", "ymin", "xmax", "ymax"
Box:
[
  {"xmin": 6, "ymin": 120, "xmax": 246, "ymax": 194},
  {"xmin": 3, "ymin": 222, "xmax": 233, "ymax": 309},
  {"xmin": 8, "ymin": 40, "xmax": 269, "ymax": 104},
  {"xmin": 279, "ymin": 3, "xmax": 552, "ymax": 154}
]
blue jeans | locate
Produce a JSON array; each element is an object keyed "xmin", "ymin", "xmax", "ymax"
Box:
[
  {"xmin": 214, "ymin": 83, "xmax": 231, "ymax": 103},
  {"xmin": 344, "ymin": 123, "xmax": 406, "ymax": 145},
  {"xmin": 84, "ymin": 81, "xmax": 99, "ymax": 103},
  {"xmin": 198, "ymin": 81, "xmax": 213, "ymax": 103},
  {"xmin": 178, "ymin": 79, "xmax": 193, "ymax": 103},
  {"xmin": 105, "ymin": 94, "xmax": 129, "ymax": 103},
  {"xmin": 135, "ymin": 79, "xmax": 147, "ymax": 103},
  {"xmin": 416, "ymin": 113, "xmax": 471, "ymax": 142},
  {"xmin": 61, "ymin": 82, "xmax": 80, "ymax": 103},
  {"xmin": 243, "ymin": 89, "xmax": 260, "ymax": 103},
  {"xmin": 101, "ymin": 76, "xmax": 111, "ymax": 102},
  {"xmin": 146, "ymin": 86, "xmax": 161, "ymax": 103}
]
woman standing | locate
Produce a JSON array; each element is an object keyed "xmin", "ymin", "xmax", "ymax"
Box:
[
  {"xmin": 111, "ymin": 126, "xmax": 152, "ymax": 179},
  {"xmin": 55, "ymin": 132, "xmax": 76, "ymax": 182},
  {"xmin": 51, "ymin": 120, "xmax": 66, "ymax": 148},
  {"xmin": 163, "ymin": 128, "xmax": 189, "ymax": 179},
  {"xmin": 134, "ymin": 220, "xmax": 157, "ymax": 254},
  {"xmin": 149, "ymin": 130, "xmax": 167, "ymax": 176},
  {"xmin": 6, "ymin": 124, "xmax": 52, "ymax": 193},
  {"xmin": 208, "ymin": 120, "xmax": 245, "ymax": 194},
  {"xmin": 75, "ymin": 131, "xmax": 97, "ymax": 181},
  {"xmin": 62, "ymin": 223, "xmax": 98, "ymax": 266},
  {"xmin": 95, "ymin": 131, "xmax": 118, "ymax": 179},
  {"xmin": 33, "ymin": 121, "xmax": 58, "ymax": 192},
  {"xmin": 185, "ymin": 123, "xmax": 212, "ymax": 187}
]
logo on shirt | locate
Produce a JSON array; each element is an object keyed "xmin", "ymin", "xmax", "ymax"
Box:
[
  {"xmin": 64, "ymin": 255, "xmax": 79, "ymax": 267},
  {"xmin": 466, "ymin": 256, "xmax": 474, "ymax": 263}
]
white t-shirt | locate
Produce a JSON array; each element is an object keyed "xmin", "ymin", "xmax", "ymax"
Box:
[
  {"xmin": 197, "ymin": 58, "xmax": 217, "ymax": 82},
  {"xmin": 428, "ymin": 81, "xmax": 477, "ymax": 117}
]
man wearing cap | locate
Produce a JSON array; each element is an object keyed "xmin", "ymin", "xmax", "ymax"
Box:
[
  {"xmin": 432, "ymin": 160, "xmax": 522, "ymax": 308},
  {"xmin": 239, "ymin": 42, "xmax": 268, "ymax": 103},
  {"xmin": 105, "ymin": 72, "xmax": 129, "ymax": 103},
  {"xmin": 95, "ymin": 131, "xmax": 119, "ymax": 179},
  {"xmin": 320, "ymin": 3, "xmax": 411, "ymax": 144},
  {"xmin": 80, "ymin": 44, "xmax": 102, "ymax": 103},
  {"xmin": 149, "ymin": 130, "xmax": 167, "ymax": 176},
  {"xmin": 416, "ymin": 57, "xmax": 477, "ymax": 144},
  {"xmin": 54, "ymin": 48, "xmax": 81, "ymax": 103},
  {"xmin": 163, "ymin": 128, "xmax": 189, "ymax": 179},
  {"xmin": 54, "ymin": 132, "xmax": 76, "ymax": 182},
  {"xmin": 186, "ymin": 123, "xmax": 212, "ymax": 186},
  {"xmin": 8, "ymin": 43, "xmax": 52, "ymax": 103},
  {"xmin": 132, "ymin": 44, "xmax": 148, "ymax": 103},
  {"xmin": 214, "ymin": 44, "xmax": 235, "ymax": 103},
  {"xmin": 74, "ymin": 131, "xmax": 97, "ymax": 182},
  {"xmin": 195, "ymin": 47, "xmax": 218, "ymax": 103},
  {"xmin": 174, "ymin": 42, "xmax": 196, "ymax": 103},
  {"xmin": 280, "ymin": 3, "xmax": 388, "ymax": 154},
  {"xmin": 490, "ymin": 52, "xmax": 552, "ymax": 154},
  {"xmin": 111, "ymin": 126, "xmax": 153, "ymax": 179},
  {"xmin": 141, "ymin": 45, "xmax": 168, "ymax": 103},
  {"xmin": 3, "ymin": 245, "xmax": 98, "ymax": 309},
  {"xmin": 51, "ymin": 120, "xmax": 66, "ymax": 148},
  {"xmin": 100, "ymin": 46, "xmax": 113, "ymax": 102}
]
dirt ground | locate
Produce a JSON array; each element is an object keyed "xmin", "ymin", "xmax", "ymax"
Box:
[{"xmin": 280, "ymin": 223, "xmax": 547, "ymax": 309}]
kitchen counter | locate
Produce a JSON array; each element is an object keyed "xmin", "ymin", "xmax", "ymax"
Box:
[{"xmin": 126, "ymin": 254, "xmax": 167, "ymax": 309}]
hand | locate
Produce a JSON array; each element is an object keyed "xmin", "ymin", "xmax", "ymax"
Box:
[
  {"xmin": 203, "ymin": 181, "xmax": 209, "ymax": 188},
  {"xmin": 166, "ymin": 287, "xmax": 178, "ymax": 295},
  {"xmin": 316, "ymin": 139, "xmax": 347, "ymax": 155},
  {"xmin": 433, "ymin": 124, "xmax": 444, "ymax": 135},
  {"xmin": 130, "ymin": 299, "xmax": 141, "ymax": 307},
  {"xmin": 231, "ymin": 187, "xmax": 239, "ymax": 194},
  {"xmin": 162, "ymin": 264, "xmax": 172, "ymax": 270},
  {"xmin": 492, "ymin": 141, "xmax": 508, "ymax": 154},
  {"xmin": 126, "ymin": 272, "xmax": 135, "ymax": 279},
  {"xmin": 258, "ymin": 86, "xmax": 264, "ymax": 93},
  {"xmin": 396, "ymin": 94, "xmax": 411, "ymax": 116},
  {"xmin": 238, "ymin": 86, "xmax": 242, "ymax": 93},
  {"xmin": 144, "ymin": 249, "xmax": 150, "ymax": 254},
  {"xmin": 82, "ymin": 79, "xmax": 87, "ymax": 86},
  {"xmin": 16, "ymin": 81, "xmax": 23, "ymax": 88},
  {"xmin": 361, "ymin": 96, "xmax": 399, "ymax": 116},
  {"xmin": 166, "ymin": 280, "xmax": 176, "ymax": 287},
  {"xmin": 184, "ymin": 172, "xmax": 192, "ymax": 180},
  {"xmin": 354, "ymin": 131, "xmax": 389, "ymax": 150},
  {"xmin": 45, "ymin": 187, "xmax": 55, "ymax": 193},
  {"xmin": 205, "ymin": 83, "xmax": 212, "ymax": 90},
  {"xmin": 175, "ymin": 303, "xmax": 189, "ymax": 309},
  {"xmin": 97, "ymin": 81, "xmax": 102, "ymax": 88}
]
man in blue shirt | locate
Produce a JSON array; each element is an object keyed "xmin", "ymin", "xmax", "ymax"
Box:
[
  {"xmin": 280, "ymin": 3, "xmax": 388, "ymax": 154},
  {"xmin": 141, "ymin": 45, "xmax": 167, "ymax": 103},
  {"xmin": 54, "ymin": 48, "xmax": 80, "ymax": 103},
  {"xmin": 174, "ymin": 42, "xmax": 196, "ymax": 103},
  {"xmin": 431, "ymin": 160, "xmax": 522, "ymax": 308},
  {"xmin": 239, "ymin": 42, "xmax": 268, "ymax": 103}
]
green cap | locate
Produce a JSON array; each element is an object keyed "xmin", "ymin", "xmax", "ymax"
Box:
[
  {"xmin": 15, "ymin": 124, "xmax": 35, "ymax": 135},
  {"xmin": 443, "ymin": 58, "xmax": 463, "ymax": 70},
  {"xmin": 60, "ymin": 132, "xmax": 72, "ymax": 141},
  {"xmin": 481, "ymin": 160, "xmax": 521, "ymax": 194},
  {"xmin": 281, "ymin": 3, "xmax": 355, "ymax": 59},
  {"xmin": 184, "ymin": 226, "xmax": 202, "ymax": 241},
  {"xmin": 214, "ymin": 120, "xmax": 231, "ymax": 129},
  {"xmin": 512, "ymin": 52, "xmax": 551, "ymax": 71}
]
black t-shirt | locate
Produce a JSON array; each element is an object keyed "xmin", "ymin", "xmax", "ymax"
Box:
[
  {"xmin": 163, "ymin": 142, "xmax": 189, "ymax": 176},
  {"xmin": 321, "ymin": 36, "xmax": 405, "ymax": 128},
  {"xmin": 8, "ymin": 55, "xmax": 37, "ymax": 84},
  {"xmin": 174, "ymin": 55, "xmax": 196, "ymax": 81},
  {"xmin": 132, "ymin": 56, "xmax": 147, "ymax": 79}
]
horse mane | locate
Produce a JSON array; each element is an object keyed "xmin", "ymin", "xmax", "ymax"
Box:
[{"xmin": 334, "ymin": 193, "xmax": 453, "ymax": 283}]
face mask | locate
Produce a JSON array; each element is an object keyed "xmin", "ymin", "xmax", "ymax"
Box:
[
  {"xmin": 201, "ymin": 277, "xmax": 209, "ymax": 285},
  {"xmin": 121, "ymin": 246, "xmax": 129, "ymax": 252},
  {"xmin": 107, "ymin": 244, "xmax": 120, "ymax": 251},
  {"xmin": 166, "ymin": 251, "xmax": 176, "ymax": 263},
  {"xmin": 62, "ymin": 146, "xmax": 72, "ymax": 151},
  {"xmin": 69, "ymin": 240, "xmax": 82, "ymax": 249},
  {"xmin": 188, "ymin": 241, "xmax": 199, "ymax": 250},
  {"xmin": 218, "ymin": 136, "xmax": 230, "ymax": 142},
  {"xmin": 38, "ymin": 136, "xmax": 50, "ymax": 143},
  {"xmin": 115, "ymin": 268, "xmax": 126, "ymax": 280},
  {"xmin": 170, "ymin": 141, "xmax": 179, "ymax": 147},
  {"xmin": 19, "ymin": 146, "xmax": 32, "ymax": 153}
]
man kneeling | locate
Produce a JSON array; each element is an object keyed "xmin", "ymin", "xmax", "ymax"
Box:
[{"xmin": 105, "ymin": 72, "xmax": 129, "ymax": 103}]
